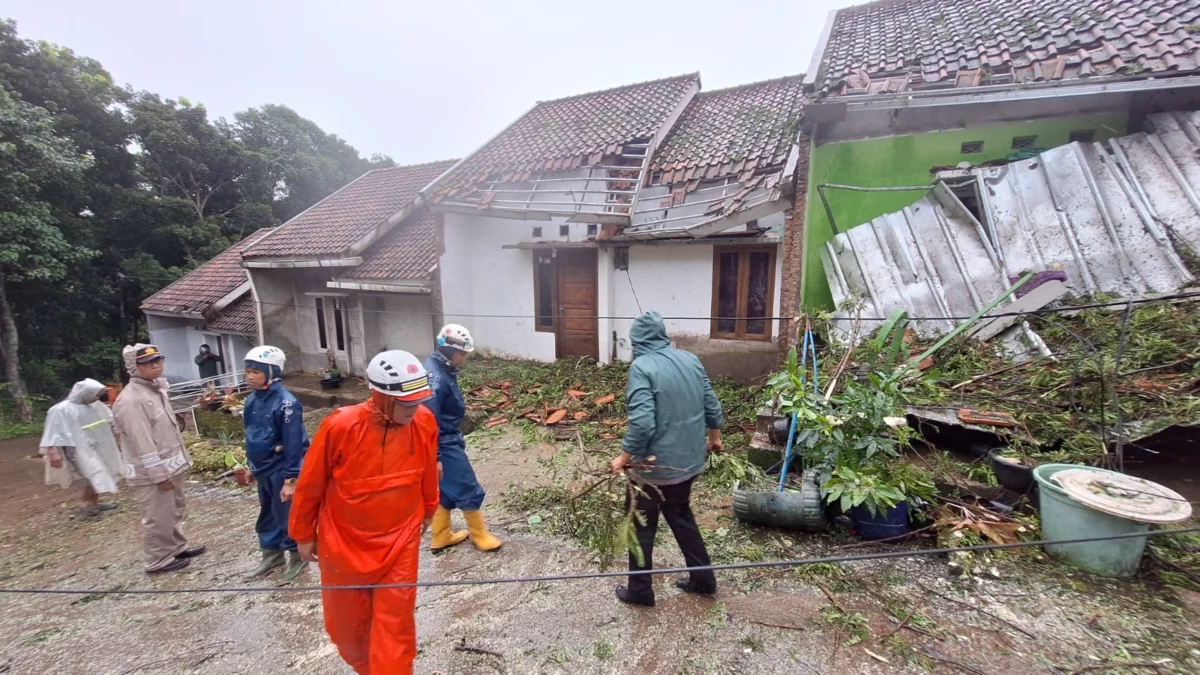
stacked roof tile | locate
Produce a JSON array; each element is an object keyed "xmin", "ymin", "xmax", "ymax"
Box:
[
  {"xmin": 430, "ymin": 74, "xmax": 699, "ymax": 201},
  {"xmin": 816, "ymin": 0, "xmax": 1200, "ymax": 97},
  {"xmin": 649, "ymin": 75, "xmax": 805, "ymax": 187},
  {"xmin": 208, "ymin": 294, "xmax": 257, "ymax": 334},
  {"xmin": 140, "ymin": 228, "xmax": 274, "ymax": 315},
  {"xmin": 342, "ymin": 208, "xmax": 437, "ymax": 281},
  {"xmin": 244, "ymin": 160, "xmax": 457, "ymax": 259}
]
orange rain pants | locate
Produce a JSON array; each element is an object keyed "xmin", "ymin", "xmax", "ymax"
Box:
[{"xmin": 289, "ymin": 399, "xmax": 439, "ymax": 675}]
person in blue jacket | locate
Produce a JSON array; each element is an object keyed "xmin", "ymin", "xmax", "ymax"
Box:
[
  {"xmin": 424, "ymin": 324, "xmax": 502, "ymax": 553},
  {"xmin": 241, "ymin": 345, "xmax": 310, "ymax": 580}
]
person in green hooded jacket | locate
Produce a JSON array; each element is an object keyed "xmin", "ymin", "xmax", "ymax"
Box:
[{"xmin": 610, "ymin": 311, "xmax": 723, "ymax": 607}]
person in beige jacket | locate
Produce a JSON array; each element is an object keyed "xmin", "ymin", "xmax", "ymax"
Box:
[{"xmin": 112, "ymin": 344, "xmax": 206, "ymax": 574}]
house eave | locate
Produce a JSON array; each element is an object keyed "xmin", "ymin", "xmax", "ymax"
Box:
[
  {"xmin": 142, "ymin": 308, "xmax": 205, "ymax": 320},
  {"xmin": 243, "ymin": 257, "xmax": 364, "ymax": 269},
  {"xmin": 327, "ymin": 279, "xmax": 432, "ymax": 294}
]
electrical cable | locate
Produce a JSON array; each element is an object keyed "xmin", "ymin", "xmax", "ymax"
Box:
[{"xmin": 0, "ymin": 527, "xmax": 1195, "ymax": 597}]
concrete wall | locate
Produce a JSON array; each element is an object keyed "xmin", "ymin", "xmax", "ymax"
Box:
[
  {"xmin": 612, "ymin": 242, "xmax": 783, "ymax": 382},
  {"xmin": 249, "ymin": 268, "xmax": 301, "ymax": 370},
  {"xmin": 147, "ymin": 314, "xmax": 206, "ymax": 383},
  {"xmin": 441, "ymin": 213, "xmax": 563, "ymax": 361},
  {"xmin": 801, "ymin": 113, "xmax": 1129, "ymax": 308},
  {"xmin": 359, "ymin": 293, "xmax": 436, "ymax": 361}
]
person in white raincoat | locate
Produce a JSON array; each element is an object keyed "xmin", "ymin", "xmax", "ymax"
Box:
[{"xmin": 40, "ymin": 379, "xmax": 125, "ymax": 515}]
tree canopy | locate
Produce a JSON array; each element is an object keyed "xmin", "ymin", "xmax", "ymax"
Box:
[{"xmin": 0, "ymin": 17, "xmax": 392, "ymax": 416}]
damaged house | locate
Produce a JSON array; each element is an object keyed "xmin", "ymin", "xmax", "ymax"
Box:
[
  {"xmin": 423, "ymin": 73, "xmax": 807, "ymax": 380},
  {"xmin": 801, "ymin": 0, "xmax": 1200, "ymax": 311}
]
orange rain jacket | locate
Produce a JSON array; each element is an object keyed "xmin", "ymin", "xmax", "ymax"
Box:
[{"xmin": 289, "ymin": 399, "xmax": 439, "ymax": 674}]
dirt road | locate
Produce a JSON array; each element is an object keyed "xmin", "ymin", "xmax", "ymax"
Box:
[{"xmin": 0, "ymin": 431, "xmax": 1196, "ymax": 674}]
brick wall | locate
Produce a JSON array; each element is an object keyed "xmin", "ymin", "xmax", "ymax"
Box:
[{"xmin": 777, "ymin": 133, "xmax": 811, "ymax": 364}]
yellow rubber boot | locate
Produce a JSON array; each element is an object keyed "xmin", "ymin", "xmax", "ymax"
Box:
[
  {"xmin": 430, "ymin": 506, "xmax": 469, "ymax": 553},
  {"xmin": 464, "ymin": 510, "xmax": 503, "ymax": 552}
]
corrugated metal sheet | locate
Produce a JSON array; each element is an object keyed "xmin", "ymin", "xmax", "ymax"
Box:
[{"xmin": 822, "ymin": 111, "xmax": 1200, "ymax": 336}]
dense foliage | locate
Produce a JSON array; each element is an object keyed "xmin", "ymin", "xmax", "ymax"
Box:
[{"xmin": 0, "ymin": 18, "xmax": 392, "ymax": 418}]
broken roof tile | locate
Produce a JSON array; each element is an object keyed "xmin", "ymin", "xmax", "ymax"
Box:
[
  {"xmin": 815, "ymin": 0, "xmax": 1200, "ymax": 97},
  {"xmin": 429, "ymin": 74, "xmax": 700, "ymax": 201},
  {"xmin": 244, "ymin": 160, "xmax": 457, "ymax": 259}
]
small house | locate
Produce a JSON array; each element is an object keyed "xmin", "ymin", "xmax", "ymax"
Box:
[
  {"xmin": 141, "ymin": 228, "xmax": 275, "ymax": 384},
  {"xmin": 423, "ymin": 74, "xmax": 807, "ymax": 380}
]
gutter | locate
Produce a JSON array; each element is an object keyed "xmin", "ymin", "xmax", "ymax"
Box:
[
  {"xmin": 326, "ymin": 280, "xmax": 431, "ymax": 294},
  {"xmin": 142, "ymin": 308, "xmax": 205, "ymax": 320},
  {"xmin": 243, "ymin": 257, "xmax": 363, "ymax": 269}
]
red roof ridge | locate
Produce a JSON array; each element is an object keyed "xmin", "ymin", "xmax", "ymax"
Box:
[
  {"xmin": 367, "ymin": 158, "xmax": 463, "ymax": 172},
  {"xmin": 533, "ymin": 72, "xmax": 701, "ymax": 105}
]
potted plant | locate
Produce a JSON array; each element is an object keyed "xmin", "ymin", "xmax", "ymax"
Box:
[
  {"xmin": 198, "ymin": 385, "xmax": 222, "ymax": 411},
  {"xmin": 224, "ymin": 451, "xmax": 252, "ymax": 486},
  {"xmin": 824, "ymin": 460, "xmax": 936, "ymax": 539},
  {"xmin": 320, "ymin": 348, "xmax": 342, "ymax": 390}
]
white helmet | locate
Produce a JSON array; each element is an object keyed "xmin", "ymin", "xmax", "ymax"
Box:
[
  {"xmin": 245, "ymin": 345, "xmax": 286, "ymax": 369},
  {"xmin": 436, "ymin": 324, "xmax": 475, "ymax": 352},
  {"xmin": 366, "ymin": 350, "xmax": 432, "ymax": 405}
]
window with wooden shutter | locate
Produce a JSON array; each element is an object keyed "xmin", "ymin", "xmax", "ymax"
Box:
[{"xmin": 710, "ymin": 246, "xmax": 776, "ymax": 341}]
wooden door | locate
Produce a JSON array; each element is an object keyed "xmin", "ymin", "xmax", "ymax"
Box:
[{"xmin": 555, "ymin": 249, "xmax": 599, "ymax": 360}]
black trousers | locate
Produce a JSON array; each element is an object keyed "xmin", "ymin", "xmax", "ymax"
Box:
[{"xmin": 627, "ymin": 476, "xmax": 716, "ymax": 596}]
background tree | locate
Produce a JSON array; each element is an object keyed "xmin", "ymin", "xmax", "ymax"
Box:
[{"xmin": 0, "ymin": 87, "xmax": 92, "ymax": 421}]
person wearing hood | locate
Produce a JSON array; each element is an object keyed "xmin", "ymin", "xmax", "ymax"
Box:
[
  {"xmin": 289, "ymin": 350, "xmax": 440, "ymax": 675},
  {"xmin": 423, "ymin": 324, "xmax": 501, "ymax": 553},
  {"xmin": 39, "ymin": 379, "xmax": 124, "ymax": 516},
  {"xmin": 112, "ymin": 344, "xmax": 206, "ymax": 574},
  {"xmin": 241, "ymin": 346, "xmax": 309, "ymax": 581},
  {"xmin": 610, "ymin": 312, "xmax": 723, "ymax": 607}
]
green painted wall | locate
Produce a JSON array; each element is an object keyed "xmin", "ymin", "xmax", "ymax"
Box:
[{"xmin": 800, "ymin": 114, "xmax": 1129, "ymax": 309}]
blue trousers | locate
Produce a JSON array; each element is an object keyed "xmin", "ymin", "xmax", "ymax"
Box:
[
  {"xmin": 438, "ymin": 441, "xmax": 486, "ymax": 511},
  {"xmin": 255, "ymin": 469, "xmax": 296, "ymax": 551}
]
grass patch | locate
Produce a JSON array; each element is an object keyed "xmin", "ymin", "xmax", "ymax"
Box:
[
  {"xmin": 194, "ymin": 408, "xmax": 244, "ymax": 441},
  {"xmin": 0, "ymin": 394, "xmax": 50, "ymax": 441},
  {"xmin": 820, "ymin": 606, "xmax": 870, "ymax": 645},
  {"xmin": 22, "ymin": 627, "xmax": 63, "ymax": 646},
  {"xmin": 593, "ymin": 640, "xmax": 616, "ymax": 661}
]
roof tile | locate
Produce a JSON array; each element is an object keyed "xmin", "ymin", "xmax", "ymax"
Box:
[
  {"xmin": 431, "ymin": 74, "xmax": 699, "ymax": 200},
  {"xmin": 208, "ymin": 294, "xmax": 257, "ymax": 334},
  {"xmin": 245, "ymin": 160, "xmax": 457, "ymax": 259},
  {"xmin": 816, "ymin": 0, "xmax": 1200, "ymax": 96},
  {"xmin": 342, "ymin": 208, "xmax": 437, "ymax": 281},
  {"xmin": 140, "ymin": 228, "xmax": 274, "ymax": 315},
  {"xmin": 648, "ymin": 75, "xmax": 805, "ymax": 187}
]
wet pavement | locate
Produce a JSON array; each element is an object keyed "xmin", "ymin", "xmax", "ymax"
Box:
[{"xmin": 0, "ymin": 432, "xmax": 1197, "ymax": 674}]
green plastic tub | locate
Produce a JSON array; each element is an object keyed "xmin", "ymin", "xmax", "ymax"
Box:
[{"xmin": 1033, "ymin": 464, "xmax": 1150, "ymax": 578}]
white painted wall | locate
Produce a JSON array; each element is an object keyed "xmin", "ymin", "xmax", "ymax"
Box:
[
  {"xmin": 147, "ymin": 315, "xmax": 200, "ymax": 383},
  {"xmin": 610, "ymin": 243, "xmax": 783, "ymax": 361},
  {"xmin": 441, "ymin": 213, "xmax": 561, "ymax": 361}
]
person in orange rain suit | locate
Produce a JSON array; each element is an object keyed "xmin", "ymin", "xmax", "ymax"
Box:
[{"xmin": 289, "ymin": 349, "xmax": 439, "ymax": 675}]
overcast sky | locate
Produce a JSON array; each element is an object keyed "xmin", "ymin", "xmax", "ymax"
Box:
[{"xmin": 5, "ymin": 0, "xmax": 844, "ymax": 165}]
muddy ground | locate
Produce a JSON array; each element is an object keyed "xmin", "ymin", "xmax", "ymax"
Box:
[{"xmin": 0, "ymin": 427, "xmax": 1197, "ymax": 674}]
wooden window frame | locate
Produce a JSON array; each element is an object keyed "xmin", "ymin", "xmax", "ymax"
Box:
[
  {"xmin": 710, "ymin": 246, "xmax": 776, "ymax": 342},
  {"xmin": 532, "ymin": 252, "xmax": 558, "ymax": 333}
]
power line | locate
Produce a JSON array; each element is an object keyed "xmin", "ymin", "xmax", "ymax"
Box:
[
  {"xmin": 234, "ymin": 290, "xmax": 1200, "ymax": 324},
  {"xmin": 0, "ymin": 527, "xmax": 1194, "ymax": 597}
]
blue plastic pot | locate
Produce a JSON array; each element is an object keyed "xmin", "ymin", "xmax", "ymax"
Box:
[{"xmin": 851, "ymin": 501, "xmax": 909, "ymax": 540}]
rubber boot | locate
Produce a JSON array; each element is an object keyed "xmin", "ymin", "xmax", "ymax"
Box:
[
  {"xmin": 430, "ymin": 506, "xmax": 469, "ymax": 553},
  {"xmin": 463, "ymin": 510, "xmax": 502, "ymax": 552},
  {"xmin": 280, "ymin": 550, "xmax": 308, "ymax": 582},
  {"xmin": 246, "ymin": 549, "xmax": 285, "ymax": 578}
]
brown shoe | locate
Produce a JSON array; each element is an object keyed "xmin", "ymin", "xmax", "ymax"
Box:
[{"xmin": 148, "ymin": 557, "xmax": 190, "ymax": 574}]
